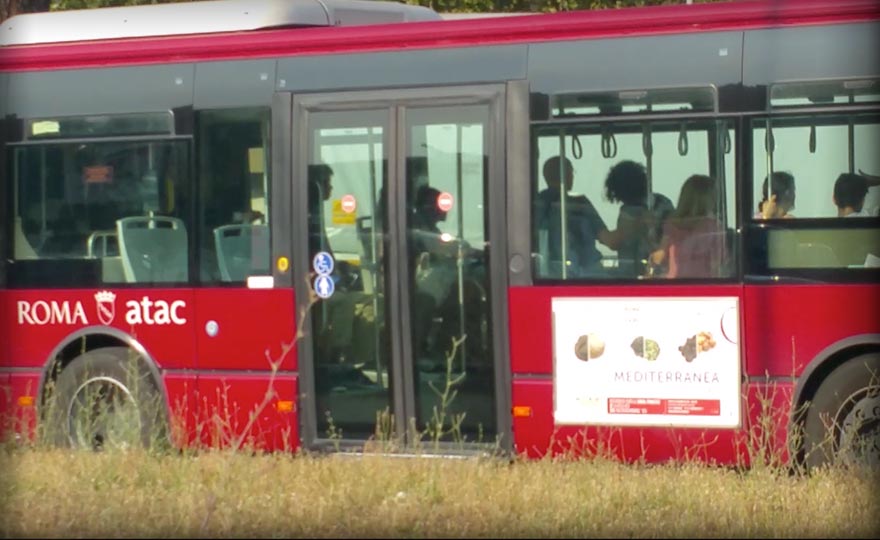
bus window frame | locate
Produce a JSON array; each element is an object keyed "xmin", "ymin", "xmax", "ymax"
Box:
[
  {"xmin": 6, "ymin": 133, "xmax": 195, "ymax": 288},
  {"xmin": 743, "ymin": 103, "xmax": 880, "ymax": 281},
  {"xmin": 529, "ymin": 110, "xmax": 741, "ymax": 284}
]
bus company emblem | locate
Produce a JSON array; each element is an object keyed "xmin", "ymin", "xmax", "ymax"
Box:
[
  {"xmin": 17, "ymin": 292, "xmax": 187, "ymax": 326},
  {"xmin": 95, "ymin": 290, "xmax": 117, "ymax": 325}
]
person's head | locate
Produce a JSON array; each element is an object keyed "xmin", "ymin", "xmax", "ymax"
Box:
[
  {"xmin": 759, "ymin": 171, "xmax": 796, "ymax": 214},
  {"xmin": 308, "ymin": 163, "xmax": 334, "ymax": 201},
  {"xmin": 604, "ymin": 160, "xmax": 648, "ymax": 205},
  {"xmin": 407, "ymin": 156, "xmax": 429, "ymax": 193},
  {"xmin": 674, "ymin": 174, "xmax": 717, "ymax": 221},
  {"xmin": 833, "ymin": 173, "xmax": 868, "ymax": 213},
  {"xmin": 542, "ymin": 156, "xmax": 574, "ymax": 193},
  {"xmin": 415, "ymin": 185, "xmax": 447, "ymax": 224}
]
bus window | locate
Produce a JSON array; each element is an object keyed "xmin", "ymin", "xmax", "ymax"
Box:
[
  {"xmin": 10, "ymin": 138, "xmax": 191, "ymax": 286},
  {"xmin": 197, "ymin": 108, "xmax": 271, "ymax": 283},
  {"xmin": 532, "ymin": 118, "xmax": 736, "ymax": 280},
  {"xmin": 751, "ymin": 113, "xmax": 880, "ymax": 270}
]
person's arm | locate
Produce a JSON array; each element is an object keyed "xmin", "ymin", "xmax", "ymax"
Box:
[
  {"xmin": 598, "ymin": 208, "xmax": 638, "ymax": 251},
  {"xmin": 580, "ymin": 197, "xmax": 613, "ymax": 247},
  {"xmin": 650, "ymin": 236, "xmax": 668, "ymax": 267},
  {"xmin": 758, "ymin": 194, "xmax": 779, "ymax": 219}
]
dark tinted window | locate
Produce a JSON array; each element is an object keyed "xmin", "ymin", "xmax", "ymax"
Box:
[{"xmin": 9, "ymin": 138, "xmax": 191, "ymax": 286}]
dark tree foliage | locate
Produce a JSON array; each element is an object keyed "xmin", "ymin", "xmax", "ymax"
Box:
[{"xmin": 1, "ymin": 0, "xmax": 50, "ymax": 21}]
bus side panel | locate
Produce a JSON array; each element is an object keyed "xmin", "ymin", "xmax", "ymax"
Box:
[
  {"xmin": 513, "ymin": 378, "xmax": 747, "ymax": 464},
  {"xmin": 508, "ymin": 287, "xmax": 553, "ymax": 375},
  {"xmin": 7, "ymin": 371, "xmax": 40, "ymax": 442},
  {"xmin": 196, "ymin": 373, "xmax": 298, "ymax": 452},
  {"xmin": 163, "ymin": 372, "xmax": 198, "ymax": 450},
  {"xmin": 743, "ymin": 284, "xmax": 880, "ymax": 378},
  {"xmin": 0, "ymin": 290, "xmax": 8, "ymax": 432},
  {"xmin": 0, "ymin": 290, "xmax": 15, "ymax": 440},
  {"xmin": 509, "ymin": 284, "xmax": 747, "ymax": 463},
  {"xmin": 8, "ymin": 289, "xmax": 197, "ymax": 371},
  {"xmin": 511, "ymin": 378, "xmax": 554, "ymax": 458},
  {"xmin": 193, "ymin": 288, "xmax": 296, "ymax": 372},
  {"xmin": 743, "ymin": 379, "xmax": 795, "ymax": 465}
]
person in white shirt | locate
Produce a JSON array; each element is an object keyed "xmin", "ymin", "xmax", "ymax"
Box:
[{"xmin": 833, "ymin": 172, "xmax": 880, "ymax": 217}]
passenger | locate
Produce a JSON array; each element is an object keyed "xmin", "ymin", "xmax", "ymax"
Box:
[
  {"xmin": 534, "ymin": 155, "xmax": 608, "ymax": 277},
  {"xmin": 307, "ymin": 163, "xmax": 360, "ymax": 289},
  {"xmin": 411, "ymin": 186, "xmax": 459, "ymax": 302},
  {"xmin": 410, "ymin": 185, "xmax": 458, "ymax": 361},
  {"xmin": 833, "ymin": 172, "xmax": 880, "ymax": 217},
  {"xmin": 307, "ymin": 163, "xmax": 376, "ymax": 371},
  {"xmin": 600, "ymin": 160, "xmax": 674, "ymax": 276},
  {"xmin": 307, "ymin": 163, "xmax": 335, "ymax": 260},
  {"xmin": 650, "ymin": 174, "xmax": 727, "ymax": 278},
  {"xmin": 755, "ymin": 171, "xmax": 796, "ymax": 219}
]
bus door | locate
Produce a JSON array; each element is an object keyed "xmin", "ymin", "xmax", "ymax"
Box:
[{"xmin": 273, "ymin": 83, "xmax": 523, "ymax": 453}]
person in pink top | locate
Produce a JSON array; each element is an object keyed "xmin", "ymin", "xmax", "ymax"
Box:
[{"xmin": 649, "ymin": 174, "xmax": 727, "ymax": 278}]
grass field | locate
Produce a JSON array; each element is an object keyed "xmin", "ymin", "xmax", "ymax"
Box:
[{"xmin": 1, "ymin": 447, "xmax": 878, "ymax": 538}]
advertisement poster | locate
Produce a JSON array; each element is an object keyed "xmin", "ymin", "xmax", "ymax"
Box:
[{"xmin": 552, "ymin": 296, "xmax": 741, "ymax": 428}]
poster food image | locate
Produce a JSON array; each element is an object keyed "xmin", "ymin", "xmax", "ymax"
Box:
[{"xmin": 552, "ymin": 297, "xmax": 741, "ymax": 428}]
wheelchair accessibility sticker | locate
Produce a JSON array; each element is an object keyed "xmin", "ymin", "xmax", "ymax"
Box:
[{"xmin": 313, "ymin": 251, "xmax": 334, "ymax": 276}]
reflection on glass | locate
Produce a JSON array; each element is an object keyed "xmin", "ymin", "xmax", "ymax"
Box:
[
  {"xmin": 308, "ymin": 110, "xmax": 391, "ymax": 440},
  {"xmin": 406, "ymin": 105, "xmax": 497, "ymax": 442}
]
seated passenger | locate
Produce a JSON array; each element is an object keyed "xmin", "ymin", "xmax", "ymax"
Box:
[
  {"xmin": 755, "ymin": 171, "xmax": 796, "ymax": 219},
  {"xmin": 600, "ymin": 160, "xmax": 674, "ymax": 276},
  {"xmin": 410, "ymin": 186, "xmax": 458, "ymax": 361},
  {"xmin": 534, "ymin": 155, "xmax": 608, "ymax": 277},
  {"xmin": 834, "ymin": 172, "xmax": 880, "ymax": 217},
  {"xmin": 411, "ymin": 185, "xmax": 460, "ymax": 304},
  {"xmin": 650, "ymin": 175, "xmax": 727, "ymax": 278}
]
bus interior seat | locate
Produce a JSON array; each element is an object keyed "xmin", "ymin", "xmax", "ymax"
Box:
[
  {"xmin": 117, "ymin": 215, "xmax": 188, "ymax": 283},
  {"xmin": 87, "ymin": 230, "xmax": 125, "ymax": 283},
  {"xmin": 214, "ymin": 223, "xmax": 270, "ymax": 282},
  {"xmin": 795, "ymin": 242, "xmax": 840, "ymax": 268},
  {"xmin": 13, "ymin": 216, "xmax": 38, "ymax": 259}
]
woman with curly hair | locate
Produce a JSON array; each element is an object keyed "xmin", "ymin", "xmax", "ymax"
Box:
[{"xmin": 600, "ymin": 160, "xmax": 674, "ymax": 276}]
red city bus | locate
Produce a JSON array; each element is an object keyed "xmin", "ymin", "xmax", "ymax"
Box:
[{"xmin": 1, "ymin": 0, "xmax": 878, "ymax": 469}]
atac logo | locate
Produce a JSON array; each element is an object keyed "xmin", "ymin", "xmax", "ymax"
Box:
[
  {"xmin": 17, "ymin": 291, "xmax": 188, "ymax": 327},
  {"xmin": 95, "ymin": 290, "xmax": 117, "ymax": 326}
]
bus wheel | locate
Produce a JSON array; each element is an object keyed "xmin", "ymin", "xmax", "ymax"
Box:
[
  {"xmin": 46, "ymin": 347, "xmax": 167, "ymax": 451},
  {"xmin": 802, "ymin": 353, "xmax": 880, "ymax": 470}
]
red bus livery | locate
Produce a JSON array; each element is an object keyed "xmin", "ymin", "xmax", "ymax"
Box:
[{"xmin": 1, "ymin": 0, "xmax": 878, "ymax": 469}]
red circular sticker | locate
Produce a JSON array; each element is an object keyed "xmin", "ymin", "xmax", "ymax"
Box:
[
  {"xmin": 437, "ymin": 191, "xmax": 454, "ymax": 212},
  {"xmin": 341, "ymin": 194, "xmax": 357, "ymax": 214}
]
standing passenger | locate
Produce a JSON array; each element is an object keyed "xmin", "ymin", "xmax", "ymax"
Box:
[
  {"xmin": 600, "ymin": 160, "xmax": 674, "ymax": 276},
  {"xmin": 650, "ymin": 175, "xmax": 727, "ymax": 278},
  {"xmin": 534, "ymin": 155, "xmax": 608, "ymax": 277}
]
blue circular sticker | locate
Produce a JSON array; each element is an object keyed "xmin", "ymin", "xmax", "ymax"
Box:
[
  {"xmin": 313, "ymin": 274, "xmax": 335, "ymax": 299},
  {"xmin": 312, "ymin": 251, "xmax": 335, "ymax": 276}
]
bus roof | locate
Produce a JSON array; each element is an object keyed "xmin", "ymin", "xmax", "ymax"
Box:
[
  {"xmin": 0, "ymin": 0, "xmax": 877, "ymax": 72},
  {"xmin": 0, "ymin": 0, "xmax": 442, "ymax": 47}
]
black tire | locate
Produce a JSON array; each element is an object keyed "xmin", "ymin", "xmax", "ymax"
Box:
[
  {"xmin": 44, "ymin": 347, "xmax": 167, "ymax": 451},
  {"xmin": 802, "ymin": 353, "xmax": 880, "ymax": 470}
]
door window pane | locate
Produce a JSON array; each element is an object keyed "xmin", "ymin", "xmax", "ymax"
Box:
[
  {"xmin": 307, "ymin": 109, "xmax": 390, "ymax": 440},
  {"xmin": 406, "ymin": 105, "xmax": 497, "ymax": 440}
]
